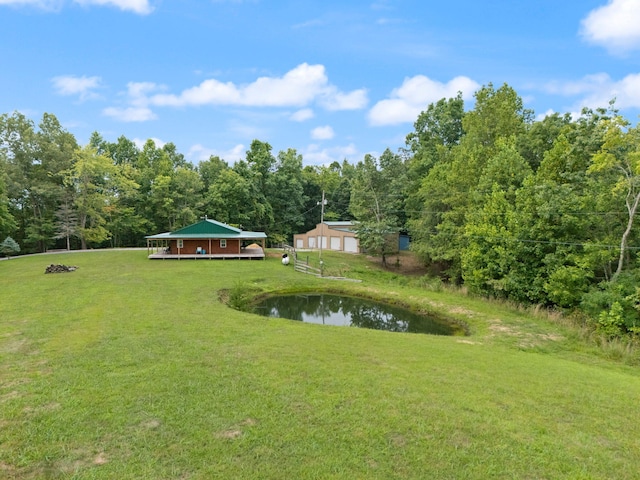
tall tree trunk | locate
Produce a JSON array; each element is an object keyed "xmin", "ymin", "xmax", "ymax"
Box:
[
  {"xmin": 612, "ymin": 190, "xmax": 640, "ymax": 282},
  {"xmin": 79, "ymin": 212, "xmax": 88, "ymax": 250}
]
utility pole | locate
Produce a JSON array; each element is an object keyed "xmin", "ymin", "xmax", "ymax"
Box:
[{"xmin": 317, "ymin": 190, "xmax": 327, "ymax": 275}]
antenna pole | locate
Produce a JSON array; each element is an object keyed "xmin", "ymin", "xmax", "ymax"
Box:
[{"xmin": 318, "ymin": 190, "xmax": 326, "ymax": 274}]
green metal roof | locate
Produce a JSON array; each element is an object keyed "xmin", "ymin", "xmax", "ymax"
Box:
[
  {"xmin": 146, "ymin": 232, "xmax": 266, "ymax": 239},
  {"xmin": 145, "ymin": 219, "xmax": 267, "ymax": 240},
  {"xmin": 174, "ymin": 219, "xmax": 242, "ymax": 235}
]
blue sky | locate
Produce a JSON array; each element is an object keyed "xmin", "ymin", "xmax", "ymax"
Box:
[{"xmin": 1, "ymin": 0, "xmax": 640, "ymax": 166}]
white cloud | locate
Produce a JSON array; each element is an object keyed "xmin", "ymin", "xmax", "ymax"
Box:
[
  {"xmin": 151, "ymin": 79, "xmax": 239, "ymax": 107},
  {"xmin": 311, "ymin": 125, "xmax": 335, "ymax": 140},
  {"xmin": 187, "ymin": 143, "xmax": 245, "ymax": 164},
  {"xmin": 543, "ymin": 72, "xmax": 640, "ymax": 111},
  {"xmin": 368, "ymin": 75, "xmax": 479, "ymax": 126},
  {"xmin": 535, "ymin": 109, "xmax": 556, "ymax": 122},
  {"xmin": 544, "ymin": 73, "xmax": 612, "ymax": 96},
  {"xmin": 376, "ymin": 17, "xmax": 404, "ymax": 26},
  {"xmin": 290, "ymin": 108, "xmax": 314, "ymax": 122},
  {"xmin": 370, "ymin": 0, "xmax": 393, "ymax": 10},
  {"xmin": 581, "ymin": 0, "xmax": 640, "ymax": 53},
  {"xmin": 103, "ymin": 64, "xmax": 366, "ymax": 124},
  {"xmin": 0, "ymin": 0, "xmax": 153, "ymax": 13},
  {"xmin": 125, "ymin": 81, "xmax": 164, "ymax": 106},
  {"xmin": 51, "ymin": 75, "xmax": 101, "ymax": 100},
  {"xmin": 148, "ymin": 63, "xmax": 366, "ymax": 111},
  {"xmin": 291, "ymin": 18, "xmax": 325, "ymax": 29},
  {"xmin": 101, "ymin": 81, "xmax": 163, "ymax": 122},
  {"xmin": 320, "ymin": 88, "xmax": 368, "ymax": 111},
  {"xmin": 133, "ymin": 137, "xmax": 165, "ymax": 149},
  {"xmin": 103, "ymin": 106, "xmax": 156, "ymax": 122},
  {"xmin": 74, "ymin": 0, "xmax": 152, "ymax": 14},
  {"xmin": 302, "ymin": 143, "xmax": 359, "ymax": 166},
  {"xmin": 151, "ymin": 63, "xmax": 327, "ymax": 107},
  {"xmin": 0, "ymin": 0, "xmax": 61, "ymax": 7}
]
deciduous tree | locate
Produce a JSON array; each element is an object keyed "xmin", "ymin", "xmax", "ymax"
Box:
[
  {"xmin": 590, "ymin": 116, "xmax": 640, "ymax": 281},
  {"xmin": 350, "ymin": 149, "xmax": 406, "ymax": 266},
  {"xmin": 0, "ymin": 156, "xmax": 16, "ymax": 238},
  {"xmin": 67, "ymin": 146, "xmax": 121, "ymax": 249},
  {"xmin": 267, "ymin": 148, "xmax": 307, "ymax": 242}
]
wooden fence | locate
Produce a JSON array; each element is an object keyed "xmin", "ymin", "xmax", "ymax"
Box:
[
  {"xmin": 282, "ymin": 245, "xmax": 360, "ymax": 282},
  {"xmin": 283, "ymin": 245, "xmax": 322, "ymax": 277}
]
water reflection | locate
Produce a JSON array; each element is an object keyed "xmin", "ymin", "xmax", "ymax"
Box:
[{"xmin": 254, "ymin": 293, "xmax": 464, "ymax": 336}]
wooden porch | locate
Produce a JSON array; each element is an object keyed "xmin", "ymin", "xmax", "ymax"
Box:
[{"xmin": 148, "ymin": 246, "xmax": 265, "ymax": 260}]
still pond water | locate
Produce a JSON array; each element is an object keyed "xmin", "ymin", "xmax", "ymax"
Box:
[{"xmin": 254, "ymin": 293, "xmax": 465, "ymax": 336}]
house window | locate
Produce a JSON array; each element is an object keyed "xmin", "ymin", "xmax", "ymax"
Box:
[
  {"xmin": 220, "ymin": 239, "xmax": 227, "ymax": 248},
  {"xmin": 177, "ymin": 239, "xmax": 183, "ymax": 249}
]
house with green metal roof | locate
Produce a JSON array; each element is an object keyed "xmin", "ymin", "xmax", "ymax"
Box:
[{"xmin": 145, "ymin": 218, "xmax": 267, "ymax": 260}]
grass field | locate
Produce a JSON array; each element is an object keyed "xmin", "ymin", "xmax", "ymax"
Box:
[{"xmin": 1, "ymin": 250, "xmax": 640, "ymax": 479}]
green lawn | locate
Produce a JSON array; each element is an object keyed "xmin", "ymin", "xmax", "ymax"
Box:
[{"xmin": 1, "ymin": 250, "xmax": 639, "ymax": 479}]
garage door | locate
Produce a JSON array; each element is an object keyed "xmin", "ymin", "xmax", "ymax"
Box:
[
  {"xmin": 344, "ymin": 236, "xmax": 358, "ymax": 253},
  {"xmin": 330, "ymin": 237, "xmax": 341, "ymax": 251}
]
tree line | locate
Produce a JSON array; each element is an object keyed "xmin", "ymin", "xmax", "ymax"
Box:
[{"xmin": 2, "ymin": 83, "xmax": 640, "ymax": 336}]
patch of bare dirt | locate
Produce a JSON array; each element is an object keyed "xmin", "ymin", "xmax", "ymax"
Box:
[
  {"xmin": 1, "ymin": 333, "xmax": 28, "ymax": 354},
  {"xmin": 489, "ymin": 323, "xmax": 519, "ymax": 335},
  {"xmin": 367, "ymin": 251, "xmax": 429, "ymax": 276},
  {"xmin": 0, "ymin": 391, "xmax": 20, "ymax": 403},
  {"xmin": 216, "ymin": 429, "xmax": 243, "ymax": 439},
  {"xmin": 388, "ymin": 433, "xmax": 407, "ymax": 447},
  {"xmin": 0, "ymin": 462, "xmax": 16, "ymax": 473},
  {"xmin": 215, "ymin": 418, "xmax": 258, "ymax": 440},
  {"xmin": 488, "ymin": 319, "xmax": 565, "ymax": 348},
  {"xmin": 23, "ymin": 402, "xmax": 61, "ymax": 415},
  {"xmin": 448, "ymin": 307, "xmax": 475, "ymax": 317},
  {"xmin": 140, "ymin": 419, "xmax": 161, "ymax": 429}
]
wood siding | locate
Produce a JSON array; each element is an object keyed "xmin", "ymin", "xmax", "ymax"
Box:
[
  {"xmin": 293, "ymin": 224, "xmax": 359, "ymax": 252},
  {"xmin": 170, "ymin": 239, "xmax": 240, "ymax": 255}
]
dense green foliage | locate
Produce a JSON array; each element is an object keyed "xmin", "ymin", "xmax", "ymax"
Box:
[{"xmin": 2, "ymin": 82, "xmax": 640, "ymax": 333}]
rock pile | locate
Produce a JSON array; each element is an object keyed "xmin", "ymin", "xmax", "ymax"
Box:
[{"xmin": 45, "ymin": 264, "xmax": 78, "ymax": 274}]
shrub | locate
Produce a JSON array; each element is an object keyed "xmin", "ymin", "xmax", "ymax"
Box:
[
  {"xmin": 597, "ymin": 302, "xmax": 626, "ymax": 337},
  {"xmin": 228, "ymin": 281, "xmax": 258, "ymax": 312},
  {"xmin": 582, "ymin": 271, "xmax": 640, "ymax": 337},
  {"xmin": 0, "ymin": 236, "xmax": 20, "ymax": 258}
]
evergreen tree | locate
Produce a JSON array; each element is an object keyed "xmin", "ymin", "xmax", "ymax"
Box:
[{"xmin": 0, "ymin": 236, "xmax": 20, "ymax": 258}]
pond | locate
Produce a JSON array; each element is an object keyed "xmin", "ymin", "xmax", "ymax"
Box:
[{"xmin": 254, "ymin": 293, "xmax": 465, "ymax": 336}]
